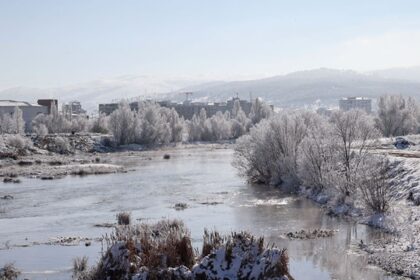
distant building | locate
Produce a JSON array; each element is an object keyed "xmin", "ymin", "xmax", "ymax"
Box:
[
  {"xmin": 0, "ymin": 100, "xmax": 48, "ymax": 131},
  {"xmin": 99, "ymin": 97, "xmax": 253, "ymax": 120},
  {"xmin": 339, "ymin": 97, "xmax": 372, "ymax": 113},
  {"xmin": 62, "ymin": 101, "xmax": 86, "ymax": 119},
  {"xmin": 37, "ymin": 99, "xmax": 58, "ymax": 114}
]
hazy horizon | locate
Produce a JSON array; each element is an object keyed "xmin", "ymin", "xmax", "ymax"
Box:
[{"xmin": 1, "ymin": 0, "xmax": 420, "ymax": 91}]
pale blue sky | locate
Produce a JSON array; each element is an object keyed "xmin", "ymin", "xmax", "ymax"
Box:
[{"xmin": 1, "ymin": 0, "xmax": 420, "ymax": 89}]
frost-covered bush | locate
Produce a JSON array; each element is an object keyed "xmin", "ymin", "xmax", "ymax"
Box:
[
  {"xmin": 6, "ymin": 134, "xmax": 32, "ymax": 153},
  {"xmin": 116, "ymin": 211, "xmax": 131, "ymax": 226},
  {"xmin": 6, "ymin": 135, "xmax": 26, "ymax": 150},
  {"xmin": 194, "ymin": 231, "xmax": 291, "ymax": 280},
  {"xmin": 74, "ymin": 219, "xmax": 292, "ymax": 280},
  {"xmin": 375, "ymin": 95, "xmax": 419, "ymax": 137},
  {"xmin": 50, "ymin": 136, "xmax": 71, "ymax": 154},
  {"xmin": 33, "ymin": 123, "xmax": 48, "ymax": 136},
  {"xmin": 89, "ymin": 114, "xmax": 109, "ymax": 134},
  {"xmin": 234, "ymin": 111, "xmax": 307, "ymax": 185}
]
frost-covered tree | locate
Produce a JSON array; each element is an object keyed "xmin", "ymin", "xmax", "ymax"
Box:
[
  {"xmin": 357, "ymin": 155, "xmax": 392, "ymax": 213},
  {"xmin": 231, "ymin": 101, "xmax": 251, "ymax": 138},
  {"xmin": 329, "ymin": 110, "xmax": 380, "ymax": 196},
  {"xmin": 188, "ymin": 109, "xmax": 239, "ymax": 141},
  {"xmin": 234, "ymin": 111, "xmax": 308, "ymax": 185},
  {"xmin": 209, "ymin": 111, "xmax": 232, "ymax": 140},
  {"xmin": 249, "ymin": 98, "xmax": 272, "ymax": 124},
  {"xmin": 298, "ymin": 113, "xmax": 335, "ymax": 192},
  {"xmin": 32, "ymin": 102, "xmax": 73, "ymax": 134},
  {"xmin": 165, "ymin": 108, "xmax": 185, "ymax": 142},
  {"xmin": 13, "ymin": 107, "xmax": 25, "ymax": 134},
  {"xmin": 135, "ymin": 102, "xmax": 172, "ymax": 145},
  {"xmin": 375, "ymin": 95, "xmax": 419, "ymax": 137},
  {"xmin": 108, "ymin": 101, "xmax": 137, "ymax": 145},
  {"xmin": 188, "ymin": 108, "xmax": 209, "ymax": 141},
  {"xmin": 0, "ymin": 107, "xmax": 25, "ymax": 134},
  {"xmin": 0, "ymin": 113, "xmax": 15, "ymax": 134},
  {"xmin": 107, "ymin": 101, "xmax": 185, "ymax": 146}
]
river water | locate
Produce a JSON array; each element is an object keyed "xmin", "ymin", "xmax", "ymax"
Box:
[{"xmin": 0, "ymin": 146, "xmax": 395, "ymax": 279}]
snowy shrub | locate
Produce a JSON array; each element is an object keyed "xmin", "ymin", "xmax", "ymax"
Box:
[
  {"xmin": 0, "ymin": 263, "xmax": 20, "ymax": 280},
  {"xmin": 80, "ymin": 219, "xmax": 194, "ymax": 280},
  {"xmin": 193, "ymin": 231, "xmax": 291, "ymax": 280},
  {"xmin": 6, "ymin": 135, "xmax": 32, "ymax": 153},
  {"xmin": 89, "ymin": 114, "xmax": 109, "ymax": 134},
  {"xmin": 6, "ymin": 135, "xmax": 26, "ymax": 150},
  {"xmin": 51, "ymin": 136, "xmax": 71, "ymax": 154},
  {"xmin": 33, "ymin": 123, "xmax": 48, "ymax": 136},
  {"xmin": 74, "ymin": 219, "xmax": 292, "ymax": 280},
  {"xmin": 234, "ymin": 111, "xmax": 308, "ymax": 185},
  {"xmin": 116, "ymin": 211, "xmax": 131, "ymax": 226},
  {"xmin": 375, "ymin": 95, "xmax": 419, "ymax": 137}
]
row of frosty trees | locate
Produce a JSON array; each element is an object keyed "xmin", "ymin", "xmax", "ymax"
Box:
[
  {"xmin": 235, "ymin": 95, "xmax": 420, "ymax": 215},
  {"xmin": 1, "ymin": 95, "xmax": 419, "ymax": 143},
  {"xmin": 1, "ymin": 98, "xmax": 270, "ymax": 144}
]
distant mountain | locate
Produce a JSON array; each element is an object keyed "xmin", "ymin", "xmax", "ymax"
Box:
[
  {"xmin": 2, "ymin": 68, "xmax": 420, "ymax": 113},
  {"xmin": 173, "ymin": 68, "xmax": 420, "ymax": 108}
]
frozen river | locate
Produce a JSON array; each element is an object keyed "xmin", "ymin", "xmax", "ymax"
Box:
[{"xmin": 0, "ymin": 145, "xmax": 395, "ymax": 279}]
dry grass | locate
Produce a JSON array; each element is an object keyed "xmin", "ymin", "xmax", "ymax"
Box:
[
  {"xmin": 74, "ymin": 220, "xmax": 292, "ymax": 280},
  {"xmin": 73, "ymin": 256, "xmax": 89, "ymax": 276},
  {"xmin": 201, "ymin": 229, "xmax": 224, "ymax": 257},
  {"xmin": 136, "ymin": 219, "xmax": 194, "ymax": 270},
  {"xmin": 116, "ymin": 211, "xmax": 131, "ymax": 225}
]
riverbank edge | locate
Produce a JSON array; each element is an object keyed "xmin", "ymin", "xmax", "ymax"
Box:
[{"xmin": 297, "ymin": 185, "xmax": 418, "ymax": 279}]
